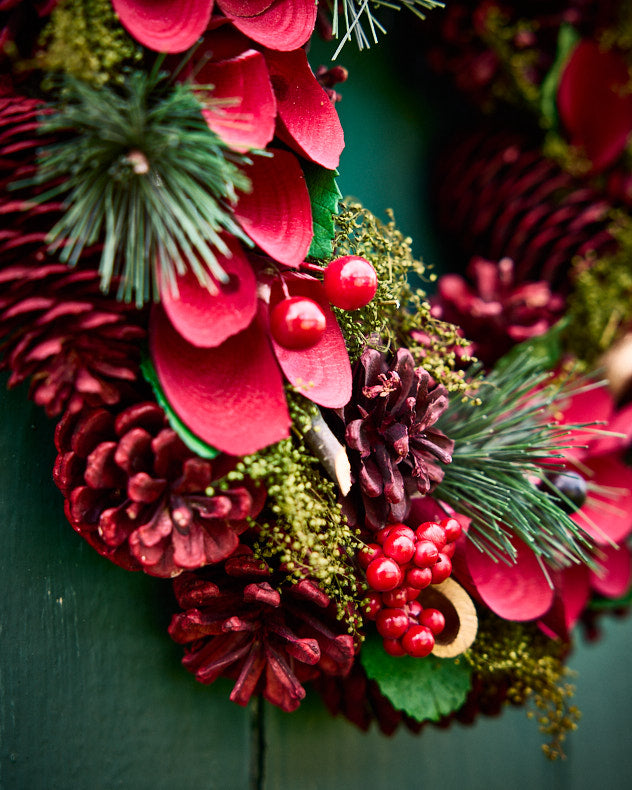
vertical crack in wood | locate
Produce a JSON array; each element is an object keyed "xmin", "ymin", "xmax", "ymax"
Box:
[{"xmin": 249, "ymin": 695, "xmax": 266, "ymax": 790}]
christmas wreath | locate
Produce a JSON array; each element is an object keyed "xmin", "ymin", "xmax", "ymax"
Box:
[{"xmin": 2, "ymin": 0, "xmax": 632, "ymax": 761}]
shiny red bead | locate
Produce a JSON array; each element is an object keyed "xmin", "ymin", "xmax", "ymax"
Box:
[
  {"xmin": 383, "ymin": 532, "xmax": 415, "ymax": 564},
  {"xmin": 323, "ymin": 255, "xmax": 378, "ymax": 310},
  {"xmin": 269, "ymin": 296, "xmax": 326, "ymax": 349},
  {"xmin": 376, "ymin": 608, "xmax": 409, "ymax": 639},
  {"xmin": 405, "ymin": 566, "xmax": 433, "ymax": 590},
  {"xmin": 415, "ymin": 521, "xmax": 447, "ymax": 551},
  {"xmin": 382, "ymin": 587, "xmax": 410, "ymax": 608},
  {"xmin": 430, "ymin": 553, "xmax": 452, "ymax": 584},
  {"xmin": 383, "ymin": 637, "xmax": 407, "ymax": 657},
  {"xmin": 441, "ymin": 517, "xmax": 462, "ymax": 543},
  {"xmin": 402, "ymin": 625, "xmax": 435, "ymax": 658},
  {"xmin": 419, "ymin": 607, "xmax": 446, "ymax": 636},
  {"xmin": 413, "ymin": 539, "xmax": 439, "ymax": 568},
  {"xmin": 366, "ymin": 556, "xmax": 403, "ymax": 592}
]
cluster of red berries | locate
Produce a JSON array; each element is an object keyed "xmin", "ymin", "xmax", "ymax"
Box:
[
  {"xmin": 359, "ymin": 519, "xmax": 462, "ymax": 658},
  {"xmin": 270, "ymin": 256, "xmax": 378, "ymax": 350}
]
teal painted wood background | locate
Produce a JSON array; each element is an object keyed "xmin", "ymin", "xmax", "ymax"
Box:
[{"xmin": 2, "ymin": 35, "xmax": 632, "ymax": 790}]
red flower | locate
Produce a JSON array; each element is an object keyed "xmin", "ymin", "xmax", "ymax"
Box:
[
  {"xmin": 193, "ymin": 26, "xmax": 345, "ymax": 169},
  {"xmin": 558, "ymin": 40, "xmax": 632, "ymax": 173},
  {"xmin": 150, "ymin": 233, "xmax": 352, "ymax": 456},
  {"xmin": 112, "ymin": 0, "xmax": 317, "ymax": 53}
]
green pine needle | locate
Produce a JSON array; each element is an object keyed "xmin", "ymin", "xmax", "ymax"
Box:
[
  {"xmin": 29, "ymin": 70, "xmax": 253, "ymax": 307},
  {"xmin": 331, "ymin": 0, "xmax": 444, "ymax": 58},
  {"xmin": 434, "ymin": 347, "xmax": 604, "ymax": 569}
]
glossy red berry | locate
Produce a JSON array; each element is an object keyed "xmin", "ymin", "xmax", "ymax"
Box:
[
  {"xmin": 382, "ymin": 587, "xmax": 410, "ymax": 608},
  {"xmin": 402, "ymin": 625, "xmax": 435, "ymax": 658},
  {"xmin": 415, "ymin": 521, "xmax": 447, "ymax": 551},
  {"xmin": 441, "ymin": 517, "xmax": 462, "ymax": 543},
  {"xmin": 420, "ymin": 607, "xmax": 446, "ymax": 636},
  {"xmin": 383, "ymin": 532, "xmax": 415, "ymax": 564},
  {"xmin": 407, "ymin": 600, "xmax": 423, "ymax": 619},
  {"xmin": 366, "ymin": 556, "xmax": 403, "ymax": 591},
  {"xmin": 405, "ymin": 566, "xmax": 433, "ymax": 590},
  {"xmin": 323, "ymin": 255, "xmax": 378, "ymax": 310},
  {"xmin": 383, "ymin": 638, "xmax": 407, "ymax": 657},
  {"xmin": 413, "ymin": 539, "xmax": 439, "ymax": 568},
  {"xmin": 362, "ymin": 592, "xmax": 383, "ymax": 620},
  {"xmin": 358, "ymin": 543, "xmax": 382, "ymax": 569},
  {"xmin": 269, "ymin": 296, "xmax": 326, "ymax": 349},
  {"xmin": 376, "ymin": 608, "xmax": 409, "ymax": 639},
  {"xmin": 431, "ymin": 553, "xmax": 452, "ymax": 584},
  {"xmin": 442, "ymin": 541, "xmax": 456, "ymax": 559}
]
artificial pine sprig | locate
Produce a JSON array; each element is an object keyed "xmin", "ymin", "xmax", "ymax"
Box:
[
  {"xmin": 434, "ymin": 346, "xmax": 601, "ymax": 568},
  {"xmin": 29, "ymin": 68, "xmax": 252, "ymax": 306},
  {"xmin": 330, "ymin": 0, "xmax": 444, "ymax": 58}
]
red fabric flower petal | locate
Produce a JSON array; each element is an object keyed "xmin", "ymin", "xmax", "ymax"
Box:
[
  {"xmin": 538, "ymin": 564, "xmax": 590, "ymax": 640},
  {"xmin": 112, "ymin": 0, "xmax": 214, "ymax": 53},
  {"xmin": 464, "ymin": 538, "xmax": 555, "ymax": 621},
  {"xmin": 233, "ymin": 149, "xmax": 313, "ymax": 267},
  {"xmin": 571, "ymin": 455, "xmax": 632, "ymax": 545},
  {"xmin": 161, "ymin": 237, "xmax": 257, "ymax": 348},
  {"xmin": 589, "ymin": 544, "xmax": 632, "ymax": 598},
  {"xmin": 558, "ymin": 40, "xmax": 632, "ymax": 172},
  {"xmin": 217, "ymin": 0, "xmax": 316, "ymax": 51},
  {"xmin": 269, "ymin": 274, "xmax": 352, "ymax": 409},
  {"xmin": 264, "ymin": 48, "xmax": 345, "ymax": 170},
  {"xmin": 197, "ymin": 49, "xmax": 276, "ymax": 151},
  {"xmin": 150, "ymin": 305, "xmax": 291, "ymax": 455}
]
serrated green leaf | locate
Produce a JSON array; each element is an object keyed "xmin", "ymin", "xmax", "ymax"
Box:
[
  {"xmin": 303, "ymin": 162, "xmax": 341, "ymax": 260},
  {"xmin": 360, "ymin": 632, "xmax": 472, "ymax": 722},
  {"xmin": 540, "ymin": 24, "xmax": 580, "ymax": 128},
  {"xmin": 140, "ymin": 355, "xmax": 220, "ymax": 460}
]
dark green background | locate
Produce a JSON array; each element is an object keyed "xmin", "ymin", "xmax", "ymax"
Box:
[{"xmin": 2, "ymin": 33, "xmax": 632, "ymax": 790}]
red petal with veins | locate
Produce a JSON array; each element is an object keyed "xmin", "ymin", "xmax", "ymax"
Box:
[
  {"xmin": 218, "ymin": 0, "xmax": 316, "ymax": 51},
  {"xmin": 112, "ymin": 0, "xmax": 214, "ymax": 53},
  {"xmin": 264, "ymin": 48, "xmax": 345, "ymax": 170},
  {"xmin": 589, "ymin": 544, "xmax": 632, "ymax": 598},
  {"xmin": 233, "ymin": 149, "xmax": 313, "ymax": 267},
  {"xmin": 197, "ymin": 49, "xmax": 276, "ymax": 152},
  {"xmin": 558, "ymin": 40, "xmax": 632, "ymax": 172},
  {"xmin": 150, "ymin": 305, "xmax": 290, "ymax": 455},
  {"xmin": 465, "ymin": 538, "xmax": 554, "ymax": 621},
  {"xmin": 269, "ymin": 275, "xmax": 352, "ymax": 408},
  {"xmin": 571, "ymin": 455, "xmax": 632, "ymax": 545},
  {"xmin": 161, "ymin": 238, "xmax": 256, "ymax": 348}
]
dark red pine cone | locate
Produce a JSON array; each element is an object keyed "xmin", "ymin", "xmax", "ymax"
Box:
[
  {"xmin": 434, "ymin": 128, "xmax": 615, "ymax": 289},
  {"xmin": 430, "ymin": 256, "xmax": 565, "ymax": 367},
  {"xmin": 168, "ymin": 548, "xmax": 357, "ymax": 712},
  {"xmin": 0, "ymin": 96, "xmax": 147, "ymax": 416},
  {"xmin": 341, "ymin": 348, "xmax": 454, "ymax": 531},
  {"xmin": 53, "ymin": 401, "xmax": 265, "ymax": 577}
]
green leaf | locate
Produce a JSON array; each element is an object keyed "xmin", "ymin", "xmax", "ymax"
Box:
[
  {"xmin": 540, "ymin": 24, "xmax": 580, "ymax": 128},
  {"xmin": 303, "ymin": 163, "xmax": 341, "ymax": 260},
  {"xmin": 140, "ymin": 355, "xmax": 220, "ymax": 460},
  {"xmin": 589, "ymin": 586, "xmax": 632, "ymax": 611},
  {"xmin": 360, "ymin": 632, "xmax": 472, "ymax": 722}
]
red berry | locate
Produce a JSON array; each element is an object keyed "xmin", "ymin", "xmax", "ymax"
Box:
[
  {"xmin": 383, "ymin": 532, "xmax": 415, "ymax": 564},
  {"xmin": 402, "ymin": 625, "xmax": 435, "ymax": 658},
  {"xmin": 442, "ymin": 541, "xmax": 456, "ymax": 559},
  {"xmin": 420, "ymin": 607, "xmax": 446, "ymax": 636},
  {"xmin": 358, "ymin": 543, "xmax": 382, "ymax": 569},
  {"xmin": 431, "ymin": 553, "xmax": 452, "ymax": 584},
  {"xmin": 407, "ymin": 600, "xmax": 423, "ymax": 619},
  {"xmin": 413, "ymin": 539, "xmax": 439, "ymax": 568},
  {"xmin": 388, "ymin": 524, "xmax": 415, "ymax": 539},
  {"xmin": 383, "ymin": 638, "xmax": 406, "ymax": 657},
  {"xmin": 441, "ymin": 517, "xmax": 462, "ymax": 543},
  {"xmin": 375, "ymin": 527, "xmax": 393, "ymax": 545},
  {"xmin": 376, "ymin": 608, "xmax": 409, "ymax": 639},
  {"xmin": 323, "ymin": 255, "xmax": 378, "ymax": 310},
  {"xmin": 415, "ymin": 521, "xmax": 447, "ymax": 551},
  {"xmin": 270, "ymin": 296, "xmax": 326, "ymax": 349},
  {"xmin": 366, "ymin": 556, "xmax": 403, "ymax": 591},
  {"xmin": 362, "ymin": 592, "xmax": 383, "ymax": 620},
  {"xmin": 382, "ymin": 587, "xmax": 409, "ymax": 608},
  {"xmin": 405, "ymin": 566, "xmax": 433, "ymax": 590}
]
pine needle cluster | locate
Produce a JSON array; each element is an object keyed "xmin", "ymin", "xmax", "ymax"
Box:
[
  {"xmin": 435, "ymin": 345, "xmax": 598, "ymax": 567},
  {"xmin": 333, "ymin": 201, "xmax": 471, "ymax": 395},
  {"xmin": 29, "ymin": 68, "xmax": 252, "ymax": 307}
]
